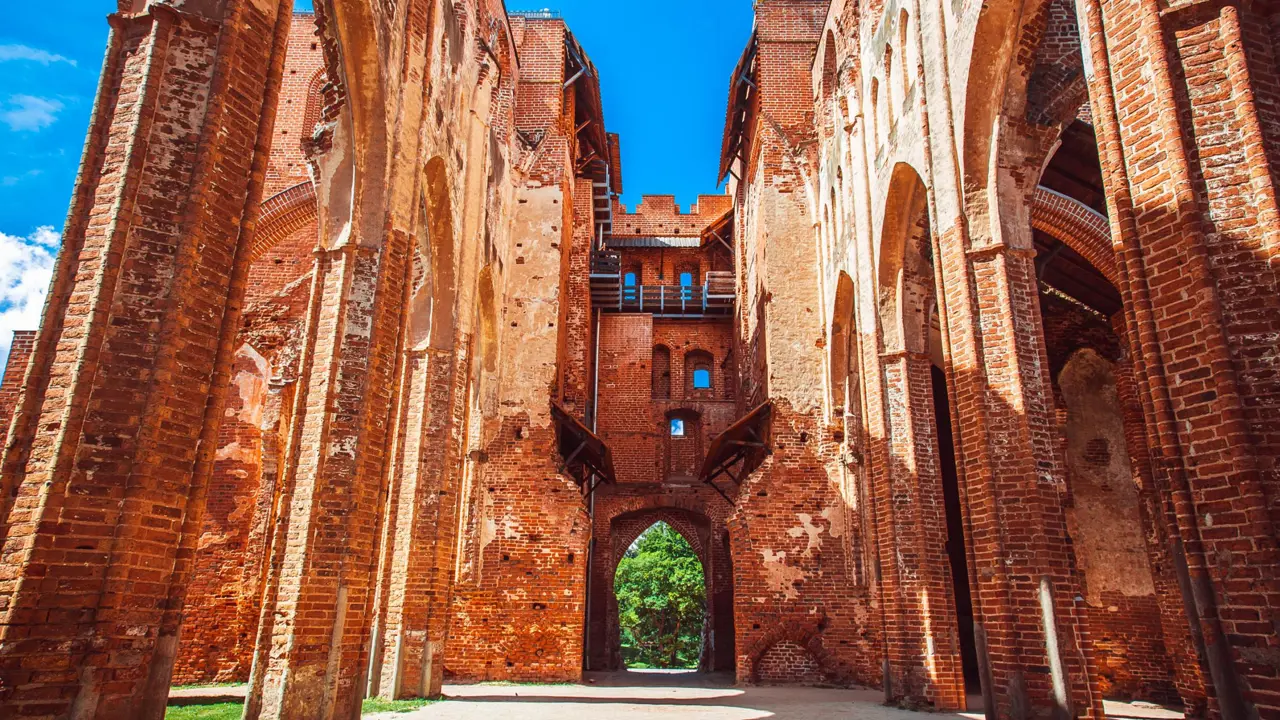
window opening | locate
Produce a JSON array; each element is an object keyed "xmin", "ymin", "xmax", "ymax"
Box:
[{"xmin": 693, "ymin": 368, "xmax": 711, "ymax": 389}]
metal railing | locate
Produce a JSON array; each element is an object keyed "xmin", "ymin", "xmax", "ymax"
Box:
[
  {"xmin": 605, "ymin": 285, "xmax": 733, "ymax": 316},
  {"xmin": 510, "ymin": 9, "xmax": 562, "ymax": 19},
  {"xmin": 590, "ymin": 251, "xmax": 734, "ymax": 316}
]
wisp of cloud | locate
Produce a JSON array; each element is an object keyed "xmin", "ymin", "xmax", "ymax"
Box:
[
  {"xmin": 0, "ymin": 44, "xmax": 76, "ymax": 66},
  {"xmin": 1, "ymin": 95, "xmax": 64, "ymax": 132}
]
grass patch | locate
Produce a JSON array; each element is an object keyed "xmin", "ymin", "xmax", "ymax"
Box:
[
  {"xmin": 163, "ymin": 695, "xmax": 439, "ymax": 718},
  {"xmin": 361, "ymin": 697, "xmax": 439, "ymax": 714},
  {"xmin": 165, "ymin": 703, "xmax": 244, "ymax": 720},
  {"xmin": 171, "ymin": 683, "xmax": 245, "ymax": 691},
  {"xmin": 477, "ymin": 680, "xmax": 576, "ymax": 686}
]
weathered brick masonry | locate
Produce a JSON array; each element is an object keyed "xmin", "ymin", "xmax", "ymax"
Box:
[{"xmin": 0, "ymin": 0, "xmax": 1276, "ymax": 719}]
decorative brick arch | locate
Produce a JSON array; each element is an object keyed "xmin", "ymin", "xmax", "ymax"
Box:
[
  {"xmin": 878, "ymin": 162, "xmax": 934, "ymax": 355},
  {"xmin": 819, "ymin": 30, "xmax": 837, "ymax": 102},
  {"xmin": 301, "ymin": 68, "xmax": 326, "ymax": 143},
  {"xmin": 248, "ymin": 181, "xmax": 317, "ymax": 263},
  {"xmin": 742, "ymin": 620, "xmax": 837, "ymax": 685},
  {"xmin": 1031, "ymin": 185, "xmax": 1117, "ymax": 287},
  {"xmin": 610, "ymin": 507, "xmax": 711, "ymax": 571}
]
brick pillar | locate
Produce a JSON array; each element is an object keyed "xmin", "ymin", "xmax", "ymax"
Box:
[
  {"xmin": 932, "ymin": 231, "xmax": 1099, "ymax": 719},
  {"xmin": 0, "ymin": 2, "xmax": 291, "ymax": 717},
  {"xmin": 1112, "ymin": 316, "xmax": 1209, "ymax": 715},
  {"xmin": 373, "ymin": 346, "xmax": 466, "ymax": 699},
  {"xmin": 1078, "ymin": 1, "xmax": 1280, "ymax": 716},
  {"xmin": 874, "ymin": 351, "xmax": 966, "ymax": 709},
  {"xmin": 247, "ymin": 234, "xmax": 408, "ymax": 719}
]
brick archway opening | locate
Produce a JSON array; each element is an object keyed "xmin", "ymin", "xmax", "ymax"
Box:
[{"xmin": 597, "ymin": 506, "xmax": 726, "ymax": 673}]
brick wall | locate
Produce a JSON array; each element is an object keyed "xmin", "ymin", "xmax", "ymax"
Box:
[
  {"xmin": 611, "ymin": 194, "xmax": 732, "ymax": 237},
  {"xmin": 0, "ymin": 331, "xmax": 36, "ymax": 436}
]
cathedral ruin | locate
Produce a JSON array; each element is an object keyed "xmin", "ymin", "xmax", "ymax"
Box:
[{"xmin": 0, "ymin": 0, "xmax": 1277, "ymax": 718}]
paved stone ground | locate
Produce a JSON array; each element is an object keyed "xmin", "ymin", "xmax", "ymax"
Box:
[
  {"xmin": 168, "ymin": 672, "xmax": 1185, "ymax": 719},
  {"xmin": 366, "ymin": 671, "xmax": 1186, "ymax": 719}
]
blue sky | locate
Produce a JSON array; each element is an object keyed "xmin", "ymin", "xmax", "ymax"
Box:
[{"xmin": 0, "ymin": 0, "xmax": 754, "ymax": 359}]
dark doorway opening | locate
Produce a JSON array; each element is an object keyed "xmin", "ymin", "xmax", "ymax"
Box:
[{"xmin": 932, "ymin": 365, "xmax": 980, "ymax": 692}]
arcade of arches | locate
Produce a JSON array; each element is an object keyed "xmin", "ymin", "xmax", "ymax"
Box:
[{"xmin": 0, "ymin": 1, "xmax": 1276, "ymax": 719}]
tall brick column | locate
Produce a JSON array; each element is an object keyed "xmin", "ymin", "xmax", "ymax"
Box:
[
  {"xmin": 0, "ymin": 1, "xmax": 292, "ymax": 718},
  {"xmin": 248, "ymin": 235, "xmax": 409, "ymax": 720},
  {"xmin": 872, "ymin": 351, "xmax": 966, "ymax": 709},
  {"xmin": 932, "ymin": 229, "xmax": 1100, "ymax": 719},
  {"xmin": 1112, "ymin": 317, "xmax": 1209, "ymax": 715},
  {"xmin": 1077, "ymin": 0, "xmax": 1280, "ymax": 715}
]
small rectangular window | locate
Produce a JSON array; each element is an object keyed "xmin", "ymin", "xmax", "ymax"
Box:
[
  {"xmin": 670, "ymin": 418, "xmax": 685, "ymax": 437},
  {"xmin": 679, "ymin": 272, "xmax": 693, "ymax": 287},
  {"xmin": 624, "ymin": 272, "xmax": 637, "ymax": 287},
  {"xmin": 692, "ymin": 368, "xmax": 711, "ymax": 389}
]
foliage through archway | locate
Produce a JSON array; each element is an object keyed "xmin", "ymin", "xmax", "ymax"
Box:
[{"xmin": 615, "ymin": 522, "xmax": 706, "ymax": 669}]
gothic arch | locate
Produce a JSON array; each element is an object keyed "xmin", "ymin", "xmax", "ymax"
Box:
[
  {"xmin": 959, "ymin": 0, "xmax": 1055, "ymax": 193},
  {"xmin": 604, "ymin": 506, "xmax": 716, "ymax": 671},
  {"xmin": 610, "ymin": 507, "xmax": 711, "ymax": 570},
  {"xmin": 820, "ymin": 31, "xmax": 838, "ymax": 103},
  {"xmin": 310, "ymin": 0, "xmax": 390, "ymax": 252},
  {"xmin": 878, "ymin": 163, "xmax": 934, "ymax": 355},
  {"xmin": 743, "ymin": 621, "xmax": 837, "ymax": 686},
  {"xmin": 301, "ymin": 68, "xmax": 326, "ymax": 144}
]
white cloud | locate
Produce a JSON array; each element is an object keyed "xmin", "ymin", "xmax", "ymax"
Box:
[
  {"xmin": 1, "ymin": 95, "xmax": 64, "ymax": 132},
  {"xmin": 1, "ymin": 169, "xmax": 42, "ymax": 186},
  {"xmin": 0, "ymin": 226, "xmax": 58, "ymax": 371},
  {"xmin": 0, "ymin": 44, "xmax": 75, "ymax": 67}
]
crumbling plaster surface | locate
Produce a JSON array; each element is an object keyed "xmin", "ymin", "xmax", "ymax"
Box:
[
  {"xmin": 758, "ymin": 184, "xmax": 826, "ymax": 414},
  {"xmin": 498, "ymin": 184, "xmax": 565, "ymax": 428},
  {"xmin": 1060, "ymin": 349, "xmax": 1155, "ymax": 603}
]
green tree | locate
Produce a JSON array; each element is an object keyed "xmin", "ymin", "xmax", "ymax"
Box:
[{"xmin": 614, "ymin": 522, "xmax": 706, "ymax": 669}]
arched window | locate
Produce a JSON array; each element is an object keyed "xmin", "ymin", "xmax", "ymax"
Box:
[
  {"xmin": 676, "ymin": 263, "xmax": 699, "ymax": 301},
  {"xmin": 652, "ymin": 345, "xmax": 672, "ymax": 399},
  {"xmin": 624, "ymin": 266, "xmax": 640, "ymax": 302},
  {"xmin": 685, "ymin": 350, "xmax": 714, "ymax": 398},
  {"xmin": 821, "ymin": 31, "xmax": 837, "ymax": 102}
]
